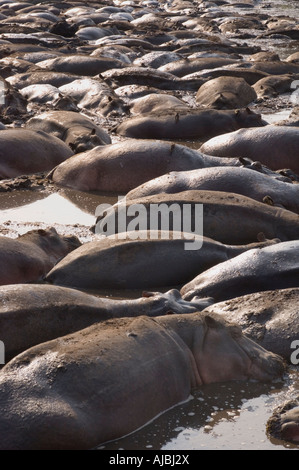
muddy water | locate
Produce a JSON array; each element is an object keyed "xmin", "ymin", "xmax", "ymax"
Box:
[
  {"xmin": 100, "ymin": 368, "xmax": 299, "ymax": 451},
  {"xmin": 0, "ymin": 0, "xmax": 298, "ymax": 452}
]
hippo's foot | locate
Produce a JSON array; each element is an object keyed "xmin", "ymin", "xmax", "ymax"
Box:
[{"xmin": 267, "ymin": 398, "xmax": 299, "ymax": 445}]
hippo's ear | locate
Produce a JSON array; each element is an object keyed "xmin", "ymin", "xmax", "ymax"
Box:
[
  {"xmin": 204, "ymin": 315, "xmax": 220, "ymax": 329},
  {"xmin": 239, "ymin": 156, "xmax": 252, "ymax": 166},
  {"xmin": 142, "ymin": 291, "xmax": 156, "ymax": 298},
  {"xmin": 37, "ymin": 229, "xmax": 48, "ymax": 236},
  {"xmin": 257, "ymin": 232, "xmax": 266, "ymax": 242}
]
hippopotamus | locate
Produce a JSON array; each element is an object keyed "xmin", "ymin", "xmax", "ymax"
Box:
[
  {"xmin": 45, "ymin": 231, "xmax": 278, "ymax": 291},
  {"xmin": 20, "ymin": 84, "xmax": 67, "ymax": 105},
  {"xmin": 49, "ymin": 139, "xmax": 257, "ymax": 193},
  {"xmin": 252, "ymin": 74, "xmax": 293, "ymax": 99},
  {"xmin": 0, "ymin": 228, "xmax": 81, "ymax": 286},
  {"xmin": 181, "ymin": 240, "xmax": 299, "ymax": 302},
  {"xmin": 158, "ymin": 57, "xmax": 239, "ymax": 77},
  {"xmin": 100, "ymin": 65, "xmax": 204, "ymax": 91},
  {"xmin": 36, "ymin": 55, "xmax": 126, "ymax": 76},
  {"xmin": 267, "ymin": 398, "xmax": 299, "ymax": 445},
  {"xmin": 94, "ymin": 190, "xmax": 299, "ymax": 245},
  {"xmin": 125, "ymin": 166, "xmax": 299, "ymax": 214},
  {"xmin": 0, "ymin": 128, "xmax": 73, "ymax": 178},
  {"xmin": 130, "ymin": 93, "xmax": 188, "ymax": 115},
  {"xmin": 203, "ymin": 287, "xmax": 299, "ymax": 360},
  {"xmin": 0, "ymin": 78, "xmax": 27, "ymax": 120},
  {"xmin": 0, "ymin": 311, "xmax": 285, "ymax": 449},
  {"xmin": 58, "ymin": 78, "xmax": 128, "ymax": 117},
  {"xmin": 195, "ymin": 76, "xmax": 257, "ymax": 109},
  {"xmin": 115, "ymin": 108, "xmax": 266, "ymax": 140},
  {"xmin": 133, "ymin": 51, "xmax": 182, "ymax": 69},
  {"xmin": 0, "ymin": 284, "xmax": 213, "ymax": 362},
  {"xmin": 187, "ymin": 66, "xmax": 268, "ymax": 86},
  {"xmin": 6, "ymin": 70, "xmax": 82, "ymax": 90},
  {"xmin": 26, "ymin": 110, "xmax": 111, "ymax": 153},
  {"xmin": 200, "ymin": 126, "xmax": 299, "ymax": 175}
]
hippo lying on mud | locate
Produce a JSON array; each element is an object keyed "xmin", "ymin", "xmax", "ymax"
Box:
[
  {"xmin": 0, "ymin": 228, "xmax": 80, "ymax": 285},
  {"xmin": 0, "ymin": 284, "xmax": 212, "ymax": 362},
  {"xmin": 0, "ymin": 128, "xmax": 73, "ymax": 178},
  {"xmin": 45, "ymin": 231, "xmax": 278, "ymax": 290},
  {"xmin": 26, "ymin": 110, "xmax": 111, "ymax": 153},
  {"xmin": 94, "ymin": 190, "xmax": 299, "ymax": 245},
  {"xmin": 125, "ymin": 166, "xmax": 299, "ymax": 214},
  {"xmin": 200, "ymin": 126, "xmax": 299, "ymax": 175},
  {"xmin": 0, "ymin": 312, "xmax": 285, "ymax": 449},
  {"xmin": 49, "ymin": 139, "xmax": 283, "ymax": 193},
  {"xmin": 267, "ymin": 398, "xmax": 299, "ymax": 445},
  {"xmin": 203, "ymin": 287, "xmax": 299, "ymax": 361},
  {"xmin": 115, "ymin": 107, "xmax": 266, "ymax": 140},
  {"xmin": 181, "ymin": 240, "xmax": 299, "ymax": 303}
]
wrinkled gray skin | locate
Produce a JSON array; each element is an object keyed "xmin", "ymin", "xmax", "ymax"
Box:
[
  {"xmin": 0, "ymin": 128, "xmax": 73, "ymax": 178},
  {"xmin": 195, "ymin": 76, "xmax": 257, "ymax": 109},
  {"xmin": 200, "ymin": 126, "xmax": 299, "ymax": 175},
  {"xmin": 58, "ymin": 78, "xmax": 127, "ymax": 117},
  {"xmin": 181, "ymin": 240, "xmax": 299, "ymax": 302},
  {"xmin": 45, "ymin": 231, "xmax": 278, "ymax": 290},
  {"xmin": 26, "ymin": 110, "xmax": 111, "ymax": 153},
  {"xmin": 94, "ymin": 190, "xmax": 299, "ymax": 245},
  {"xmin": 116, "ymin": 107, "xmax": 266, "ymax": 140},
  {"xmin": 49, "ymin": 139, "xmax": 284, "ymax": 193},
  {"xmin": 267, "ymin": 398, "xmax": 299, "ymax": 445},
  {"xmin": 36, "ymin": 55, "xmax": 126, "ymax": 76},
  {"xmin": 6, "ymin": 71, "xmax": 82, "ymax": 90},
  {"xmin": 252, "ymin": 74, "xmax": 293, "ymax": 99},
  {"xmin": 0, "ymin": 228, "xmax": 81, "ymax": 286},
  {"xmin": 0, "ymin": 312, "xmax": 285, "ymax": 449},
  {"xmin": 204, "ymin": 288, "xmax": 299, "ymax": 360},
  {"xmin": 0, "ymin": 284, "xmax": 213, "ymax": 362},
  {"xmin": 125, "ymin": 166, "xmax": 299, "ymax": 214},
  {"xmin": 130, "ymin": 93, "xmax": 188, "ymax": 115}
]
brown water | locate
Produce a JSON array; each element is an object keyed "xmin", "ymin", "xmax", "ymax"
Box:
[{"xmin": 99, "ymin": 368, "xmax": 299, "ymax": 451}]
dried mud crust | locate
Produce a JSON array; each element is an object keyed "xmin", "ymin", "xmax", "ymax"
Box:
[
  {"xmin": 0, "ymin": 219, "xmax": 97, "ymax": 243},
  {"xmin": 0, "ymin": 172, "xmax": 55, "ymax": 192}
]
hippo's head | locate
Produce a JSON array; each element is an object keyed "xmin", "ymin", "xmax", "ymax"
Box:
[
  {"xmin": 235, "ymin": 107, "xmax": 267, "ymax": 127},
  {"xmin": 21, "ymin": 228, "xmax": 81, "ymax": 260},
  {"xmin": 67, "ymin": 128, "xmax": 108, "ymax": 154},
  {"xmin": 142, "ymin": 288, "xmax": 215, "ymax": 315},
  {"xmin": 184, "ymin": 313, "xmax": 285, "ymax": 384}
]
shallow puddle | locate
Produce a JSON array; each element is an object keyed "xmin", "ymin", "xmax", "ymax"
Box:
[
  {"xmin": 0, "ymin": 188, "xmax": 120, "ymax": 227},
  {"xmin": 99, "ymin": 368, "xmax": 299, "ymax": 451}
]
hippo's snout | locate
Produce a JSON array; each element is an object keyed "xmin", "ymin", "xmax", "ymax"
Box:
[{"xmin": 242, "ymin": 337, "xmax": 286, "ymax": 382}]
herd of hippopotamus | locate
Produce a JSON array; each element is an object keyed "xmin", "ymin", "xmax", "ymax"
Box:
[{"xmin": 0, "ymin": 0, "xmax": 298, "ymax": 450}]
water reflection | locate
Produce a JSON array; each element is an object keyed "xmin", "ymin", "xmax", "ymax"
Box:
[
  {"xmin": 0, "ymin": 190, "xmax": 48, "ymax": 211},
  {"xmin": 100, "ymin": 369, "xmax": 299, "ymax": 451},
  {"xmin": 0, "ymin": 191, "xmax": 95, "ymax": 226}
]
